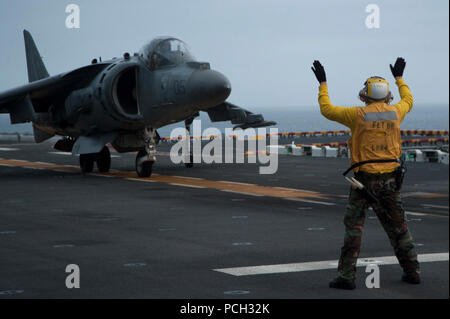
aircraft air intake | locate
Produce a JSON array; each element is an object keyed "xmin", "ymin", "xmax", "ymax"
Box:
[{"xmin": 112, "ymin": 67, "xmax": 140, "ymax": 116}]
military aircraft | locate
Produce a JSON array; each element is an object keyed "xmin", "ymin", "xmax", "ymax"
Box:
[{"xmin": 0, "ymin": 30, "xmax": 275, "ymax": 177}]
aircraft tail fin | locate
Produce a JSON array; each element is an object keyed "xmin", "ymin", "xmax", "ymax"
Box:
[{"xmin": 23, "ymin": 30, "xmax": 49, "ymax": 82}]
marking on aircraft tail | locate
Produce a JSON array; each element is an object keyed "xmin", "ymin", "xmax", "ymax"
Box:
[{"xmin": 214, "ymin": 252, "xmax": 449, "ymax": 276}]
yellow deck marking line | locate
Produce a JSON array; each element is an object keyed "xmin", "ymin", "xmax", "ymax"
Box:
[
  {"xmin": 218, "ymin": 181, "xmax": 256, "ymax": 186},
  {"xmin": 172, "ymin": 176, "xmax": 205, "ymax": 180},
  {"xmin": 221, "ymin": 190, "xmax": 264, "ymax": 197},
  {"xmin": 1, "ymin": 158, "xmax": 448, "ymax": 208},
  {"xmin": 0, "ymin": 158, "xmax": 79, "ymax": 172},
  {"xmin": 274, "ymin": 186, "xmax": 319, "ymax": 194},
  {"xmin": 101, "ymin": 170, "xmax": 330, "ymax": 200},
  {"xmin": 0, "ymin": 158, "xmax": 331, "ymax": 202},
  {"xmin": 169, "ymin": 183, "xmax": 207, "ymax": 189}
]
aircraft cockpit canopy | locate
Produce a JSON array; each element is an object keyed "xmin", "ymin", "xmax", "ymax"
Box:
[{"xmin": 140, "ymin": 38, "xmax": 195, "ymax": 70}]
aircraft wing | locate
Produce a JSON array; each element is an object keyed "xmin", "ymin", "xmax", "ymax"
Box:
[
  {"xmin": 0, "ymin": 63, "xmax": 111, "ymax": 123},
  {"xmin": 206, "ymin": 102, "xmax": 276, "ymax": 130}
]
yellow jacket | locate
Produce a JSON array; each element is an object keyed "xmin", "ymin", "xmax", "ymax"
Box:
[{"xmin": 318, "ymin": 78, "xmax": 413, "ymax": 173}]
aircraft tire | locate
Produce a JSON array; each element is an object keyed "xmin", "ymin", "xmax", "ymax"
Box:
[
  {"xmin": 80, "ymin": 154, "xmax": 95, "ymax": 173},
  {"xmin": 97, "ymin": 146, "xmax": 111, "ymax": 172},
  {"xmin": 136, "ymin": 150, "xmax": 153, "ymax": 177}
]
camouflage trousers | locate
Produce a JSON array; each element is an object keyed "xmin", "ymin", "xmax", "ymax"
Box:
[{"xmin": 338, "ymin": 171, "xmax": 420, "ymax": 280}]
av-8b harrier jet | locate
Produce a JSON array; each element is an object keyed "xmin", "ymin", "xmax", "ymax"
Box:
[{"xmin": 0, "ymin": 30, "xmax": 275, "ymax": 177}]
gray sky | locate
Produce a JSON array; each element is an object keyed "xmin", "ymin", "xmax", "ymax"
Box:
[{"xmin": 0, "ymin": 0, "xmax": 448, "ymax": 109}]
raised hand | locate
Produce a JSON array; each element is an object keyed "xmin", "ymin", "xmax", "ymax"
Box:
[
  {"xmin": 390, "ymin": 57, "xmax": 406, "ymax": 78},
  {"xmin": 311, "ymin": 60, "xmax": 327, "ymax": 83}
]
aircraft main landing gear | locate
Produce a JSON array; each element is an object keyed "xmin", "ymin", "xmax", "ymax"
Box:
[{"xmin": 79, "ymin": 146, "xmax": 111, "ymax": 173}]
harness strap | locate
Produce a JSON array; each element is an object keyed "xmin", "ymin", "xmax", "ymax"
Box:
[{"xmin": 343, "ymin": 158, "xmax": 399, "ymax": 176}]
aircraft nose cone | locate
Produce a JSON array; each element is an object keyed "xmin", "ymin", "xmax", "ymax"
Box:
[{"xmin": 188, "ymin": 70, "xmax": 231, "ymax": 108}]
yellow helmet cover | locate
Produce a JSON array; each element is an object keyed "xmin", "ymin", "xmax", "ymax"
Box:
[{"xmin": 359, "ymin": 76, "xmax": 393, "ymax": 103}]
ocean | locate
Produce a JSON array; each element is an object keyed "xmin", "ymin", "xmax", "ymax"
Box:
[{"xmin": 1, "ymin": 104, "xmax": 448, "ymax": 137}]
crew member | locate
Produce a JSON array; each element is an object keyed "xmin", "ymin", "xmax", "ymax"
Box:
[{"xmin": 311, "ymin": 58, "xmax": 420, "ymax": 290}]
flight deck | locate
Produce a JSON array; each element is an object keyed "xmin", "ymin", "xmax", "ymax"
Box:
[{"xmin": 0, "ymin": 140, "xmax": 448, "ymax": 298}]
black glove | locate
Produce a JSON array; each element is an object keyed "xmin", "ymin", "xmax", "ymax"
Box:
[
  {"xmin": 311, "ymin": 60, "xmax": 326, "ymax": 83},
  {"xmin": 390, "ymin": 57, "xmax": 406, "ymax": 78}
]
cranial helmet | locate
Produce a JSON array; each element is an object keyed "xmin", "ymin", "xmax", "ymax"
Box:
[{"xmin": 359, "ymin": 76, "xmax": 393, "ymax": 104}]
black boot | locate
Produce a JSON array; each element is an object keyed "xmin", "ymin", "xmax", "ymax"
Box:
[
  {"xmin": 402, "ymin": 272, "xmax": 421, "ymax": 284},
  {"xmin": 329, "ymin": 277, "xmax": 356, "ymax": 290}
]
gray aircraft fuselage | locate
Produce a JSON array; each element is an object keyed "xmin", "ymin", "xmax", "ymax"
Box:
[
  {"xmin": 0, "ymin": 32, "xmax": 275, "ymax": 176},
  {"xmin": 34, "ymin": 40, "xmax": 231, "ymax": 139}
]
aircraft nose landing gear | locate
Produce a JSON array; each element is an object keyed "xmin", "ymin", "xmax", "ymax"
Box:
[
  {"xmin": 135, "ymin": 127, "xmax": 157, "ymax": 177},
  {"xmin": 136, "ymin": 150, "xmax": 153, "ymax": 177},
  {"xmin": 184, "ymin": 117, "xmax": 195, "ymax": 168}
]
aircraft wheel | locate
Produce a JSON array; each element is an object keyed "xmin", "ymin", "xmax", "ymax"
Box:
[
  {"xmin": 97, "ymin": 146, "xmax": 111, "ymax": 172},
  {"xmin": 79, "ymin": 154, "xmax": 95, "ymax": 173},
  {"xmin": 136, "ymin": 150, "xmax": 153, "ymax": 177}
]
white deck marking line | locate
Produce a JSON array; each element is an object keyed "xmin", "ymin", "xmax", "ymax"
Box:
[
  {"xmin": 48, "ymin": 151, "xmax": 73, "ymax": 155},
  {"xmin": 169, "ymin": 183, "xmax": 206, "ymax": 189},
  {"xmin": 214, "ymin": 252, "xmax": 449, "ymax": 276},
  {"xmin": 370, "ymin": 208, "xmax": 445, "ymax": 218},
  {"xmin": 405, "ymin": 211, "xmax": 427, "ymax": 216},
  {"xmin": 403, "ymin": 192, "xmax": 448, "ymax": 198},
  {"xmin": 0, "ymin": 147, "xmax": 19, "ymax": 151},
  {"xmin": 421, "ymin": 204, "xmax": 449, "ymax": 210},
  {"xmin": 221, "ymin": 190, "xmax": 264, "ymax": 197},
  {"xmin": 49, "ymin": 151, "xmax": 120, "ymax": 158},
  {"xmin": 406, "ymin": 211, "xmax": 447, "ymax": 218},
  {"xmin": 283, "ymin": 197, "xmax": 336, "ymax": 206}
]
